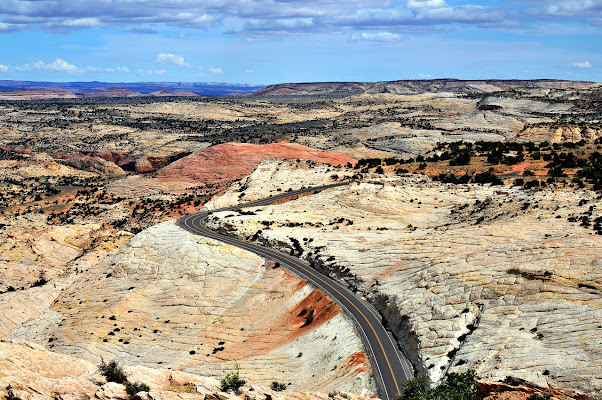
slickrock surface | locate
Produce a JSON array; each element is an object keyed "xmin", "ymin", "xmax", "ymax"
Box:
[
  {"xmin": 108, "ymin": 142, "xmax": 357, "ymax": 198},
  {"xmin": 204, "ymin": 159, "xmax": 355, "ymax": 210},
  {"xmin": 60, "ymin": 156, "xmax": 126, "ymax": 176},
  {"xmin": 205, "ymin": 162, "xmax": 602, "ymax": 396},
  {"xmin": 0, "ymin": 153, "xmax": 97, "ymax": 179},
  {"xmin": 0, "ymin": 213, "xmax": 133, "ymax": 337},
  {"xmin": 516, "ymin": 126, "xmax": 602, "ymax": 143},
  {"xmin": 0, "ymin": 340, "xmax": 370, "ymax": 400},
  {"xmin": 7, "ymin": 220, "xmax": 374, "ymax": 395}
]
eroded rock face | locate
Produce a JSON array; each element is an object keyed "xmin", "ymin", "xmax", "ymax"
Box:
[
  {"xmin": 205, "ymin": 162, "xmax": 602, "ymax": 396},
  {"xmin": 7, "ymin": 220, "xmax": 375, "ymax": 396}
]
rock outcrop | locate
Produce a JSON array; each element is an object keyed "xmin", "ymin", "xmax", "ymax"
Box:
[
  {"xmin": 108, "ymin": 142, "xmax": 357, "ymax": 198},
  {"xmin": 7, "ymin": 220, "xmax": 374, "ymax": 395},
  {"xmin": 516, "ymin": 126, "xmax": 602, "ymax": 143},
  {"xmin": 205, "ymin": 162, "xmax": 602, "ymax": 396},
  {"xmin": 0, "ymin": 340, "xmax": 370, "ymax": 400},
  {"xmin": 60, "ymin": 156, "xmax": 125, "ymax": 175}
]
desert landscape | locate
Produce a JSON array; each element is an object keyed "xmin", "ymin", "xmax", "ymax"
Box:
[{"xmin": 1, "ymin": 79, "xmax": 601, "ymax": 400}]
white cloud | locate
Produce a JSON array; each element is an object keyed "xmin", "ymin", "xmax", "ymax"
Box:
[
  {"xmin": 545, "ymin": 1, "xmax": 602, "ymax": 16},
  {"xmin": 4, "ymin": 58, "xmax": 130, "ymax": 74},
  {"xmin": 155, "ymin": 53, "xmax": 190, "ymax": 67},
  {"xmin": 407, "ymin": 0, "xmax": 447, "ymax": 9},
  {"xmin": 568, "ymin": 60, "xmax": 592, "ymax": 68},
  {"xmin": 13, "ymin": 58, "xmax": 81, "ymax": 73},
  {"xmin": 0, "ymin": 22, "xmax": 25, "ymax": 32},
  {"xmin": 59, "ymin": 18, "xmax": 102, "ymax": 28},
  {"xmin": 419, "ymin": 73, "xmax": 432, "ymax": 78},
  {"xmin": 246, "ymin": 69, "xmax": 254, "ymax": 73},
  {"xmin": 46, "ymin": 58, "xmax": 80, "ymax": 72},
  {"xmin": 351, "ymin": 32, "xmax": 402, "ymax": 41},
  {"xmin": 208, "ymin": 68, "xmax": 224, "ymax": 74}
]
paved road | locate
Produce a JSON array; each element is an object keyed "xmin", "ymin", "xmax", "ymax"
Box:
[{"xmin": 178, "ymin": 183, "xmax": 414, "ymax": 399}]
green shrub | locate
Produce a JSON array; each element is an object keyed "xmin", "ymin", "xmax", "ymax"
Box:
[
  {"xmin": 125, "ymin": 381, "xmax": 150, "ymax": 399},
  {"xmin": 397, "ymin": 370, "xmax": 479, "ymax": 400},
  {"xmin": 220, "ymin": 364, "xmax": 246, "ymax": 393},
  {"xmin": 98, "ymin": 359, "xmax": 128, "ymax": 384}
]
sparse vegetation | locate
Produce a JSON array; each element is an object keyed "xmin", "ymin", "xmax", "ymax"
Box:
[
  {"xmin": 97, "ymin": 359, "xmax": 150, "ymax": 398},
  {"xmin": 98, "ymin": 359, "xmax": 128, "ymax": 384},
  {"xmin": 220, "ymin": 363, "xmax": 246, "ymax": 393},
  {"xmin": 271, "ymin": 381, "xmax": 287, "ymax": 391},
  {"xmin": 125, "ymin": 381, "xmax": 151, "ymax": 399},
  {"xmin": 396, "ymin": 370, "xmax": 479, "ymax": 400}
]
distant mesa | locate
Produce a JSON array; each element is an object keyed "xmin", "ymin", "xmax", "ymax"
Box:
[
  {"xmin": 0, "ymin": 80, "xmax": 266, "ymax": 99},
  {"xmin": 252, "ymin": 78, "xmax": 597, "ymax": 97}
]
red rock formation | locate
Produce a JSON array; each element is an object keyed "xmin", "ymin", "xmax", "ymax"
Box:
[{"xmin": 156, "ymin": 142, "xmax": 357, "ymax": 184}]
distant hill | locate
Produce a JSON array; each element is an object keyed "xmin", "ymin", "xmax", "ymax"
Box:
[
  {"xmin": 0, "ymin": 80, "xmax": 266, "ymax": 99},
  {"xmin": 252, "ymin": 78, "xmax": 598, "ymax": 97}
]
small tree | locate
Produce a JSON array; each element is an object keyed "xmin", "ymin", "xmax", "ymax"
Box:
[
  {"xmin": 98, "ymin": 359, "xmax": 128, "ymax": 384},
  {"xmin": 220, "ymin": 363, "xmax": 246, "ymax": 393}
]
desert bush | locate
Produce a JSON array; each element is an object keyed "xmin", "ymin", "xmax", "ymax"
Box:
[
  {"xmin": 220, "ymin": 364, "xmax": 246, "ymax": 393},
  {"xmin": 125, "ymin": 381, "xmax": 150, "ymax": 399},
  {"xmin": 271, "ymin": 381, "xmax": 287, "ymax": 391},
  {"xmin": 98, "ymin": 359, "xmax": 128, "ymax": 384},
  {"xmin": 396, "ymin": 370, "xmax": 479, "ymax": 400}
]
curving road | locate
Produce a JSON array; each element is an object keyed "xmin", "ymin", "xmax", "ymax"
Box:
[{"xmin": 178, "ymin": 183, "xmax": 414, "ymax": 400}]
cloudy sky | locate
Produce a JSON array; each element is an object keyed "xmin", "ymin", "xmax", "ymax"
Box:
[{"xmin": 0, "ymin": 0, "xmax": 600, "ymax": 84}]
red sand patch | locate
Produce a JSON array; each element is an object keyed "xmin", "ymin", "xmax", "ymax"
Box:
[
  {"xmin": 342, "ymin": 352, "xmax": 370, "ymax": 375},
  {"xmin": 221, "ymin": 286, "xmax": 341, "ymax": 359}
]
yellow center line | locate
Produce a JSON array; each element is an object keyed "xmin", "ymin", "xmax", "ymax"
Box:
[{"xmin": 188, "ymin": 212, "xmax": 401, "ymax": 396}]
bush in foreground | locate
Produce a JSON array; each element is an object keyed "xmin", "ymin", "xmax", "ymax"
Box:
[
  {"xmin": 397, "ymin": 370, "xmax": 479, "ymax": 400},
  {"xmin": 220, "ymin": 364, "xmax": 246, "ymax": 393},
  {"xmin": 98, "ymin": 359, "xmax": 150, "ymax": 399},
  {"xmin": 125, "ymin": 381, "xmax": 151, "ymax": 398},
  {"xmin": 98, "ymin": 359, "xmax": 128, "ymax": 384}
]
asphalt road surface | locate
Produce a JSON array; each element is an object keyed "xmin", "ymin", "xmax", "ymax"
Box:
[{"xmin": 178, "ymin": 183, "xmax": 414, "ymax": 399}]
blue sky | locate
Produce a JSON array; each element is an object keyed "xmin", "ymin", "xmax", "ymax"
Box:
[{"xmin": 0, "ymin": 0, "xmax": 599, "ymax": 84}]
